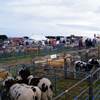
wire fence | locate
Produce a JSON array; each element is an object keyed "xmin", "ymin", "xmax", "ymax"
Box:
[
  {"xmin": 0, "ymin": 45, "xmax": 99, "ymax": 62},
  {"xmin": 0, "ymin": 62, "xmax": 99, "ymax": 100},
  {"xmin": 0, "ymin": 46, "xmax": 100, "ymax": 100},
  {"xmin": 53, "ymin": 68, "xmax": 100, "ymax": 100}
]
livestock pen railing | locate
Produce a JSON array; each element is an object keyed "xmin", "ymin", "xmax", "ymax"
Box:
[
  {"xmin": 0, "ymin": 44, "xmax": 72, "ymax": 58},
  {"xmin": 0, "ymin": 45, "xmax": 100, "ymax": 63},
  {"xmin": 53, "ymin": 68, "xmax": 100, "ymax": 100},
  {"xmin": 0, "ymin": 63, "xmax": 100, "ymax": 100},
  {"xmin": 0, "ymin": 63, "xmax": 89, "ymax": 97}
]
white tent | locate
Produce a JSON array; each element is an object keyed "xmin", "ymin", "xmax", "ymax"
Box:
[{"xmin": 30, "ymin": 35, "xmax": 47, "ymax": 41}]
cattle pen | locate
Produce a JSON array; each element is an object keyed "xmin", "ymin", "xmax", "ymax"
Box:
[
  {"xmin": 53, "ymin": 68, "xmax": 100, "ymax": 100},
  {"xmin": 0, "ymin": 63, "xmax": 99, "ymax": 100},
  {"xmin": 0, "ymin": 46, "xmax": 100, "ymax": 100}
]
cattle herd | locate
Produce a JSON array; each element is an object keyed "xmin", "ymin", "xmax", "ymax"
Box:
[
  {"xmin": 1, "ymin": 57, "xmax": 100, "ymax": 100},
  {"xmin": 2, "ymin": 67, "xmax": 53, "ymax": 100},
  {"xmin": 74, "ymin": 58, "xmax": 100, "ymax": 73}
]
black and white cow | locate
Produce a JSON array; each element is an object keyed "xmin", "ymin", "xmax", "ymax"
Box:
[
  {"xmin": 88, "ymin": 58, "xmax": 100, "ymax": 68},
  {"xmin": 18, "ymin": 66, "xmax": 53, "ymax": 100},
  {"xmin": 74, "ymin": 60, "xmax": 87, "ymax": 72},
  {"xmin": 3, "ymin": 77, "xmax": 41, "ymax": 100},
  {"xmin": 18, "ymin": 67, "xmax": 31, "ymax": 84},
  {"xmin": 75, "ymin": 58, "xmax": 100, "ymax": 72},
  {"xmin": 28, "ymin": 76, "xmax": 53, "ymax": 100},
  {"xmin": 74, "ymin": 58, "xmax": 100, "ymax": 78},
  {"xmin": 74, "ymin": 60, "xmax": 88, "ymax": 78},
  {"xmin": 18, "ymin": 67, "xmax": 30, "ymax": 79}
]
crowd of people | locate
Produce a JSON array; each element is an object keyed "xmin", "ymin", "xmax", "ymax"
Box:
[
  {"xmin": 78, "ymin": 37, "xmax": 97, "ymax": 49},
  {"xmin": 0, "ymin": 35, "xmax": 99, "ymax": 56}
]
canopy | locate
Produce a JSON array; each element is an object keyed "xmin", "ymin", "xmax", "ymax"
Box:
[{"xmin": 30, "ymin": 35, "xmax": 47, "ymax": 41}]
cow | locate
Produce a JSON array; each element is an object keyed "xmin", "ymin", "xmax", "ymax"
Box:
[
  {"xmin": 28, "ymin": 76, "xmax": 53, "ymax": 100},
  {"xmin": 18, "ymin": 67, "xmax": 31, "ymax": 84},
  {"xmin": 3, "ymin": 77, "xmax": 41, "ymax": 100}
]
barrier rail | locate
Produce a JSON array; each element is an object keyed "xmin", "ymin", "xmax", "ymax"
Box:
[
  {"xmin": 53, "ymin": 68, "xmax": 100, "ymax": 100},
  {"xmin": 0, "ymin": 59, "xmax": 100, "ymax": 100}
]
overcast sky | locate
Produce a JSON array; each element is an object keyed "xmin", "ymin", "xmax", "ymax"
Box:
[{"xmin": 0, "ymin": 0, "xmax": 100, "ymax": 38}]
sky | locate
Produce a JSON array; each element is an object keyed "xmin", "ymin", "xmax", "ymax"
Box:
[{"xmin": 0, "ymin": 0, "xmax": 100, "ymax": 38}]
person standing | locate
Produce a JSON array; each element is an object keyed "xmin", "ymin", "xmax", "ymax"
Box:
[
  {"xmin": 92, "ymin": 37, "xmax": 97, "ymax": 47},
  {"xmin": 78, "ymin": 37, "xmax": 83, "ymax": 49}
]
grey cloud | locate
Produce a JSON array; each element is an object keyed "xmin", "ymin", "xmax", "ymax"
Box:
[
  {"xmin": 0, "ymin": 0, "xmax": 100, "ymax": 36},
  {"xmin": 57, "ymin": 24, "xmax": 100, "ymax": 31},
  {"xmin": 94, "ymin": 6, "xmax": 100, "ymax": 13},
  {"xmin": 2, "ymin": 0, "xmax": 79, "ymax": 7},
  {"xmin": 31, "ymin": 15, "xmax": 81, "ymax": 21}
]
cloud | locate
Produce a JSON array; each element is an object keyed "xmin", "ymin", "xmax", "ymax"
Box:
[
  {"xmin": 0, "ymin": 0, "xmax": 100, "ymax": 37},
  {"xmin": 57, "ymin": 23, "xmax": 100, "ymax": 31}
]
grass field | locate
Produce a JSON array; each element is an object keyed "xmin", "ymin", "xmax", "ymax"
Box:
[{"xmin": 54, "ymin": 78, "xmax": 100, "ymax": 100}]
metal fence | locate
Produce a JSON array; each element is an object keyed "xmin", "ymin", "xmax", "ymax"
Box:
[
  {"xmin": 0, "ymin": 62, "xmax": 99, "ymax": 100},
  {"xmin": 0, "ymin": 44, "xmax": 65, "ymax": 58},
  {"xmin": 53, "ymin": 68, "xmax": 100, "ymax": 100},
  {"xmin": 0, "ymin": 44, "xmax": 96, "ymax": 60},
  {"xmin": 0, "ymin": 46, "xmax": 100, "ymax": 100}
]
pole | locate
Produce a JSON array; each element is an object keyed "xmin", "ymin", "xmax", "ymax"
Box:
[
  {"xmin": 54, "ymin": 68, "xmax": 57, "ymax": 95},
  {"xmin": 85, "ymin": 50, "xmax": 89, "ymax": 62},
  {"xmin": 64, "ymin": 57, "xmax": 67, "ymax": 79},
  {"xmin": 88, "ymin": 74, "xmax": 94, "ymax": 100},
  {"xmin": 97, "ymin": 46, "xmax": 100, "ymax": 59}
]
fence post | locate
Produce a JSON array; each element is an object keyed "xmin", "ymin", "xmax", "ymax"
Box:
[
  {"xmin": 97, "ymin": 46, "xmax": 100, "ymax": 59},
  {"xmin": 88, "ymin": 74, "xmax": 94, "ymax": 100},
  {"xmin": 54, "ymin": 68, "xmax": 57, "ymax": 95},
  {"xmin": 65, "ymin": 93, "xmax": 68, "ymax": 100},
  {"xmin": 8, "ymin": 66, "xmax": 10, "ymax": 73},
  {"xmin": 78, "ymin": 51, "xmax": 82, "ymax": 61},
  {"xmin": 85, "ymin": 50, "xmax": 89, "ymax": 62},
  {"xmin": 64, "ymin": 57, "xmax": 68, "ymax": 79},
  {"xmin": 74, "ymin": 96, "xmax": 78, "ymax": 100}
]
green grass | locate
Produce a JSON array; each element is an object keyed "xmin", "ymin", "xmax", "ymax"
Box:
[
  {"xmin": 0, "ymin": 54, "xmax": 33, "ymax": 63},
  {"xmin": 53, "ymin": 79, "xmax": 100, "ymax": 100},
  {"xmin": 53, "ymin": 79, "xmax": 88, "ymax": 100}
]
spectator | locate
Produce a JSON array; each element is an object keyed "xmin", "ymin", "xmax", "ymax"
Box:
[
  {"xmin": 78, "ymin": 37, "xmax": 83, "ymax": 49},
  {"xmin": 85, "ymin": 38, "xmax": 92, "ymax": 48},
  {"xmin": 92, "ymin": 38, "xmax": 97, "ymax": 47}
]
